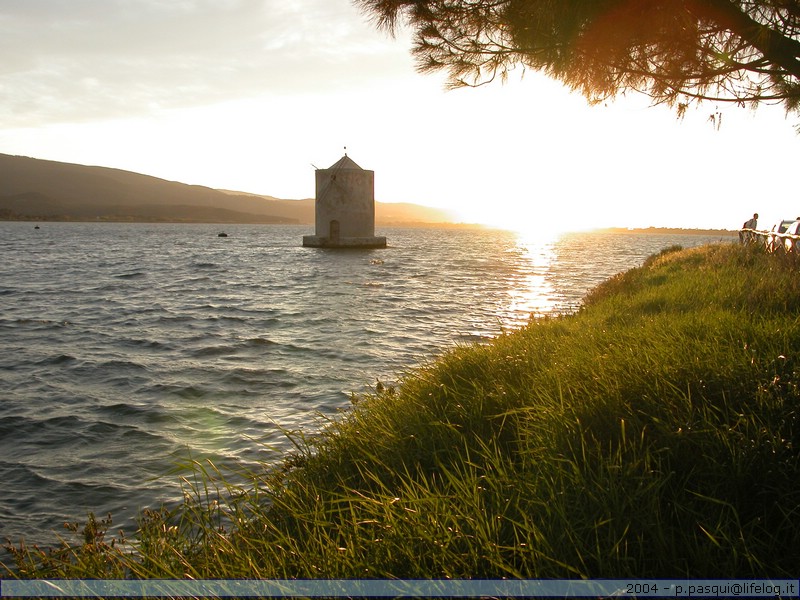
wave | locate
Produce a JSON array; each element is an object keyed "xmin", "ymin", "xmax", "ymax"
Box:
[
  {"xmin": 96, "ymin": 402, "xmax": 180, "ymax": 425},
  {"xmin": 148, "ymin": 383, "xmax": 209, "ymax": 399},
  {"xmin": 34, "ymin": 353, "xmax": 77, "ymax": 365},
  {"xmin": 1, "ymin": 318, "xmax": 71, "ymax": 329}
]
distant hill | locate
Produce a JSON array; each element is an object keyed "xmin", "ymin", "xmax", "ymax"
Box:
[
  {"xmin": 217, "ymin": 189, "xmax": 457, "ymax": 226},
  {"xmin": 0, "ymin": 154, "xmax": 456, "ymax": 225}
]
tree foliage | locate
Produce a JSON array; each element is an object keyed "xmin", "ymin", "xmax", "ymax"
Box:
[{"xmin": 355, "ymin": 0, "xmax": 800, "ymax": 114}]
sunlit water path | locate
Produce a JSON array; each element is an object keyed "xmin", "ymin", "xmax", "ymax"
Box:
[{"xmin": 0, "ymin": 222, "xmax": 731, "ymax": 547}]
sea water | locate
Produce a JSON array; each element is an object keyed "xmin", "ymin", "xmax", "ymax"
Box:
[{"xmin": 0, "ymin": 222, "xmax": 732, "ymax": 547}]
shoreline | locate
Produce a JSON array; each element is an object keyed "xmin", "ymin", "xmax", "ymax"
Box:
[
  {"xmin": 5, "ymin": 241, "xmax": 798, "ymax": 579},
  {"xmin": 2, "ymin": 218, "xmax": 738, "ymax": 236}
]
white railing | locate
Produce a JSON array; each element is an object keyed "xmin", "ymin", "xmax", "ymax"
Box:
[{"xmin": 740, "ymin": 228, "xmax": 800, "ymax": 254}]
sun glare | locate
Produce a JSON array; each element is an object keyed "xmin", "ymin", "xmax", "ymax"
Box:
[{"xmin": 458, "ymin": 201, "xmax": 600, "ymax": 240}]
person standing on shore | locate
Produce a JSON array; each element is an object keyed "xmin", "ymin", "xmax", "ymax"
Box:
[{"xmin": 740, "ymin": 213, "xmax": 758, "ymax": 244}]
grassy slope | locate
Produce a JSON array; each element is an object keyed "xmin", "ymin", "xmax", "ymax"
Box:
[{"xmin": 5, "ymin": 243, "xmax": 800, "ymax": 578}]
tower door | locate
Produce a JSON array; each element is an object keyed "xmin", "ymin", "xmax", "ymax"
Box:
[{"xmin": 329, "ymin": 220, "xmax": 340, "ymax": 242}]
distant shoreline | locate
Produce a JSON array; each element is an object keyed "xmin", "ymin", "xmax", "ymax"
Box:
[
  {"xmin": 0, "ymin": 215, "xmax": 299, "ymax": 225},
  {"xmin": 1, "ymin": 217, "xmax": 737, "ymax": 236},
  {"xmin": 0, "ymin": 216, "xmax": 479, "ymax": 228},
  {"xmin": 594, "ymin": 226, "xmax": 737, "ymax": 236}
]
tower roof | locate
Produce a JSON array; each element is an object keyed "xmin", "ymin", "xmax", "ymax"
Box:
[{"xmin": 326, "ymin": 154, "xmax": 363, "ymax": 170}]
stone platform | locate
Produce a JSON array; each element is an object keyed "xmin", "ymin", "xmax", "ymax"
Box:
[{"xmin": 302, "ymin": 235, "xmax": 387, "ymax": 249}]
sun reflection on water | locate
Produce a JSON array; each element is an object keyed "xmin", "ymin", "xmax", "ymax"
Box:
[{"xmin": 500, "ymin": 229, "xmax": 562, "ymax": 329}]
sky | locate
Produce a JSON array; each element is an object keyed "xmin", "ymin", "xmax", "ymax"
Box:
[{"xmin": 1, "ymin": 0, "xmax": 799, "ymax": 234}]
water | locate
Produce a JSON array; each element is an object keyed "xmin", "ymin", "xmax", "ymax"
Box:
[{"xmin": 0, "ymin": 222, "xmax": 732, "ymax": 548}]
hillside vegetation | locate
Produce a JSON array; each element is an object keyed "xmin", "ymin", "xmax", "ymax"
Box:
[
  {"xmin": 4, "ymin": 242, "xmax": 799, "ymax": 578},
  {"xmin": 0, "ymin": 153, "xmax": 454, "ymax": 225}
]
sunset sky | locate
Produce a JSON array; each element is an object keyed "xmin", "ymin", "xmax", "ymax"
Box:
[{"xmin": 1, "ymin": 0, "xmax": 798, "ymax": 233}]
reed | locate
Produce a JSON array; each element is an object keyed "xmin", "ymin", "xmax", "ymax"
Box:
[{"xmin": 4, "ymin": 242, "xmax": 799, "ymax": 578}]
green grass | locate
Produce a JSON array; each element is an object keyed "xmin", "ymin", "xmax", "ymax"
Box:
[{"xmin": 4, "ymin": 242, "xmax": 800, "ymax": 579}]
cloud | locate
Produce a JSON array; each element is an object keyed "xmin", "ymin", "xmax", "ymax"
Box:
[{"xmin": 0, "ymin": 0, "xmax": 410, "ymax": 126}]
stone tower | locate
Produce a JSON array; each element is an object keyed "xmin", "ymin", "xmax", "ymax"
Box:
[{"xmin": 302, "ymin": 153, "xmax": 387, "ymax": 248}]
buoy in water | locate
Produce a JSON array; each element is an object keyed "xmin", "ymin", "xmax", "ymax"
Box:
[{"xmin": 217, "ymin": 232, "xmax": 228, "ymax": 237}]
